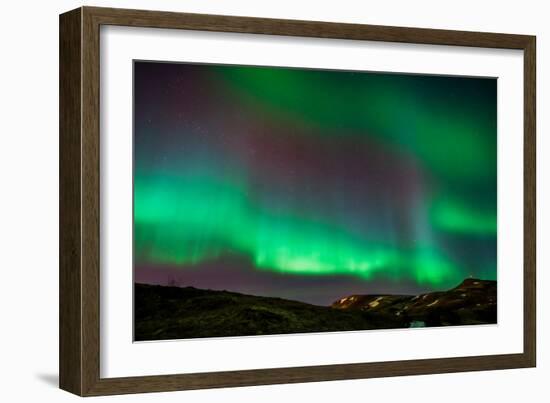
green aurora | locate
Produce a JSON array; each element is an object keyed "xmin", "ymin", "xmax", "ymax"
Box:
[{"xmin": 134, "ymin": 62, "xmax": 497, "ymax": 294}]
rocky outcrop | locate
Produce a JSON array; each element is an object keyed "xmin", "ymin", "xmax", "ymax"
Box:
[{"xmin": 331, "ymin": 278, "xmax": 497, "ymax": 327}]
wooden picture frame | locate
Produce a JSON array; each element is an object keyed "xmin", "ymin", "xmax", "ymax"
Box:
[{"xmin": 59, "ymin": 6, "xmax": 536, "ymax": 396}]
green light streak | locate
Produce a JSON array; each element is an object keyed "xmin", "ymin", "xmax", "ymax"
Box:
[
  {"xmin": 218, "ymin": 67, "xmax": 496, "ymax": 182},
  {"xmin": 135, "ymin": 171, "xmax": 462, "ymax": 286},
  {"xmin": 430, "ymin": 198, "xmax": 497, "ymax": 235}
]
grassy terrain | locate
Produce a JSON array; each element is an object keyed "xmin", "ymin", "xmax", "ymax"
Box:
[
  {"xmin": 134, "ymin": 278, "xmax": 496, "ymax": 341},
  {"xmin": 134, "ymin": 284, "xmax": 404, "ymax": 341}
]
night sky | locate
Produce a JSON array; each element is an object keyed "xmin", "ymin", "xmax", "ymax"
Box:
[{"xmin": 133, "ymin": 61, "xmax": 497, "ymax": 306}]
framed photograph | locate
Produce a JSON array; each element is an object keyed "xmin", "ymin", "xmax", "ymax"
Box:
[{"xmin": 59, "ymin": 6, "xmax": 536, "ymax": 396}]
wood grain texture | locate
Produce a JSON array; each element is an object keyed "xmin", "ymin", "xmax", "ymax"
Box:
[
  {"xmin": 80, "ymin": 6, "xmax": 102, "ymax": 396},
  {"xmin": 523, "ymin": 38, "xmax": 536, "ymax": 367},
  {"xmin": 59, "ymin": 6, "xmax": 537, "ymax": 396},
  {"xmin": 86, "ymin": 6, "xmax": 532, "ymax": 48},
  {"xmin": 59, "ymin": 7, "xmax": 82, "ymax": 396}
]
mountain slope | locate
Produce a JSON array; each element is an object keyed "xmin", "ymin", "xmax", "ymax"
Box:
[
  {"xmin": 134, "ymin": 284, "xmax": 402, "ymax": 341},
  {"xmin": 332, "ymin": 278, "xmax": 497, "ymax": 327},
  {"xmin": 135, "ymin": 278, "xmax": 496, "ymax": 341}
]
